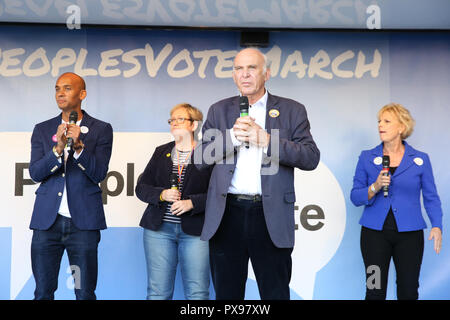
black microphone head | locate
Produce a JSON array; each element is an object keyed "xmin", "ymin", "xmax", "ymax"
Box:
[
  {"xmin": 69, "ymin": 111, "xmax": 78, "ymax": 124},
  {"xmin": 169, "ymin": 173, "xmax": 178, "ymax": 189},
  {"xmin": 382, "ymin": 155, "xmax": 390, "ymax": 168},
  {"xmin": 66, "ymin": 111, "xmax": 78, "ymax": 148},
  {"xmin": 239, "ymin": 96, "xmax": 249, "ymax": 112}
]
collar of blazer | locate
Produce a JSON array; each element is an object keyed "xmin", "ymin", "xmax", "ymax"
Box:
[
  {"xmin": 265, "ymin": 92, "xmax": 281, "ymax": 131},
  {"xmin": 232, "ymin": 91, "xmax": 280, "ymax": 130},
  {"xmin": 55, "ymin": 109, "xmax": 93, "ymax": 143},
  {"xmin": 77, "ymin": 110, "xmax": 93, "ymax": 142},
  {"xmin": 371, "ymin": 141, "xmax": 417, "ymax": 177}
]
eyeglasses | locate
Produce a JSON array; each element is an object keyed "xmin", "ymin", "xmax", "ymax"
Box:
[{"xmin": 167, "ymin": 117, "xmax": 193, "ymax": 125}]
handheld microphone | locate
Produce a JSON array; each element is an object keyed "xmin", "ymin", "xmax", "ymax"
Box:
[
  {"xmin": 67, "ymin": 111, "xmax": 78, "ymax": 149},
  {"xmin": 170, "ymin": 173, "xmax": 179, "ymax": 190},
  {"xmin": 382, "ymin": 155, "xmax": 390, "ymax": 197},
  {"xmin": 239, "ymin": 96, "xmax": 249, "ymax": 149},
  {"xmin": 169, "ymin": 173, "xmax": 179, "ymax": 205}
]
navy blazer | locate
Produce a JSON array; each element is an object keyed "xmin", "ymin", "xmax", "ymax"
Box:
[
  {"xmin": 196, "ymin": 93, "xmax": 320, "ymax": 248},
  {"xmin": 135, "ymin": 141, "xmax": 212, "ymax": 236},
  {"xmin": 350, "ymin": 141, "xmax": 443, "ymax": 232},
  {"xmin": 29, "ymin": 110, "xmax": 113, "ymax": 231}
]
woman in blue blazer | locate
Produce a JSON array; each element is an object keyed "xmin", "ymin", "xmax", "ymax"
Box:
[
  {"xmin": 135, "ymin": 104, "xmax": 212, "ymax": 300},
  {"xmin": 351, "ymin": 103, "xmax": 443, "ymax": 300}
]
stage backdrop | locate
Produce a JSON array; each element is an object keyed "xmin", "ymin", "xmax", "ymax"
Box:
[{"xmin": 0, "ymin": 25, "xmax": 449, "ymax": 300}]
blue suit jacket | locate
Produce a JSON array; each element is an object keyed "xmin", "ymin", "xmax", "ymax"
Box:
[
  {"xmin": 29, "ymin": 110, "xmax": 113, "ymax": 231},
  {"xmin": 196, "ymin": 93, "xmax": 320, "ymax": 248},
  {"xmin": 350, "ymin": 141, "xmax": 443, "ymax": 232}
]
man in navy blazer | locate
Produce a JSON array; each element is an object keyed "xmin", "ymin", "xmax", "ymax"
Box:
[
  {"xmin": 29, "ymin": 72, "xmax": 113, "ymax": 300},
  {"xmin": 196, "ymin": 48, "xmax": 320, "ymax": 299}
]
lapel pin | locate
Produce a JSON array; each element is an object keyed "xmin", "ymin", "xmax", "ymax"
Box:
[
  {"xmin": 413, "ymin": 157, "xmax": 423, "ymax": 166},
  {"xmin": 80, "ymin": 126, "xmax": 89, "ymax": 134},
  {"xmin": 268, "ymin": 109, "xmax": 280, "ymax": 118},
  {"xmin": 52, "ymin": 134, "xmax": 57, "ymax": 142},
  {"xmin": 166, "ymin": 153, "xmax": 171, "ymax": 158},
  {"xmin": 373, "ymin": 156, "xmax": 382, "ymax": 165}
]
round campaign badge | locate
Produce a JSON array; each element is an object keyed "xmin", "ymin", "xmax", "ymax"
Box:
[
  {"xmin": 373, "ymin": 156, "xmax": 382, "ymax": 165},
  {"xmin": 414, "ymin": 157, "xmax": 423, "ymax": 166},
  {"xmin": 268, "ymin": 109, "xmax": 280, "ymax": 118},
  {"xmin": 80, "ymin": 126, "xmax": 89, "ymax": 134}
]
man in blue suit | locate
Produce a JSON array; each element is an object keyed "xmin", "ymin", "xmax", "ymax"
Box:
[
  {"xmin": 29, "ymin": 72, "xmax": 113, "ymax": 300},
  {"xmin": 197, "ymin": 48, "xmax": 320, "ymax": 299}
]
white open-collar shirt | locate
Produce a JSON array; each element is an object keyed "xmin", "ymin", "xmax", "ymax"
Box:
[{"xmin": 228, "ymin": 90, "xmax": 268, "ymax": 195}]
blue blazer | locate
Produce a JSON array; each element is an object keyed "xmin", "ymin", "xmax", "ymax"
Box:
[
  {"xmin": 350, "ymin": 141, "xmax": 443, "ymax": 232},
  {"xmin": 196, "ymin": 93, "xmax": 320, "ymax": 248},
  {"xmin": 29, "ymin": 110, "xmax": 113, "ymax": 231}
]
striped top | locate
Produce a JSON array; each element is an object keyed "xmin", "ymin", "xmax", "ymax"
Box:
[{"xmin": 163, "ymin": 150, "xmax": 191, "ymax": 224}]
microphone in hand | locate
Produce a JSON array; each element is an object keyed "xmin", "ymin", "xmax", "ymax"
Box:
[
  {"xmin": 170, "ymin": 173, "xmax": 179, "ymax": 191},
  {"xmin": 239, "ymin": 96, "xmax": 250, "ymax": 149},
  {"xmin": 67, "ymin": 111, "xmax": 78, "ymax": 149},
  {"xmin": 382, "ymin": 155, "xmax": 390, "ymax": 197}
]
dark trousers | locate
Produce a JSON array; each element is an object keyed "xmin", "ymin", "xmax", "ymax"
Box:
[
  {"xmin": 31, "ymin": 215, "xmax": 100, "ymax": 300},
  {"xmin": 360, "ymin": 226, "xmax": 424, "ymax": 300},
  {"xmin": 209, "ymin": 196, "xmax": 293, "ymax": 300}
]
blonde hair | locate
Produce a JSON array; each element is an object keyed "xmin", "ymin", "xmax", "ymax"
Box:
[
  {"xmin": 378, "ymin": 103, "xmax": 415, "ymax": 139},
  {"xmin": 170, "ymin": 103, "xmax": 203, "ymax": 122}
]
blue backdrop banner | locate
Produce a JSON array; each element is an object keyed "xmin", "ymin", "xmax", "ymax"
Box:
[{"xmin": 0, "ymin": 25, "xmax": 449, "ymax": 300}]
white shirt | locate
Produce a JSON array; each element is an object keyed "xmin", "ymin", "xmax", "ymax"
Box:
[
  {"xmin": 228, "ymin": 90, "xmax": 268, "ymax": 195},
  {"xmin": 58, "ymin": 119, "xmax": 82, "ymax": 218}
]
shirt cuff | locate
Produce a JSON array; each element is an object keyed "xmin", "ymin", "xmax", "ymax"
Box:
[
  {"xmin": 229, "ymin": 128, "xmax": 242, "ymax": 147},
  {"xmin": 73, "ymin": 149, "xmax": 83, "ymax": 159}
]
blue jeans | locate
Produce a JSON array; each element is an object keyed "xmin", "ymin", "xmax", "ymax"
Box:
[
  {"xmin": 143, "ymin": 222, "xmax": 210, "ymax": 300},
  {"xmin": 31, "ymin": 215, "xmax": 100, "ymax": 300}
]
